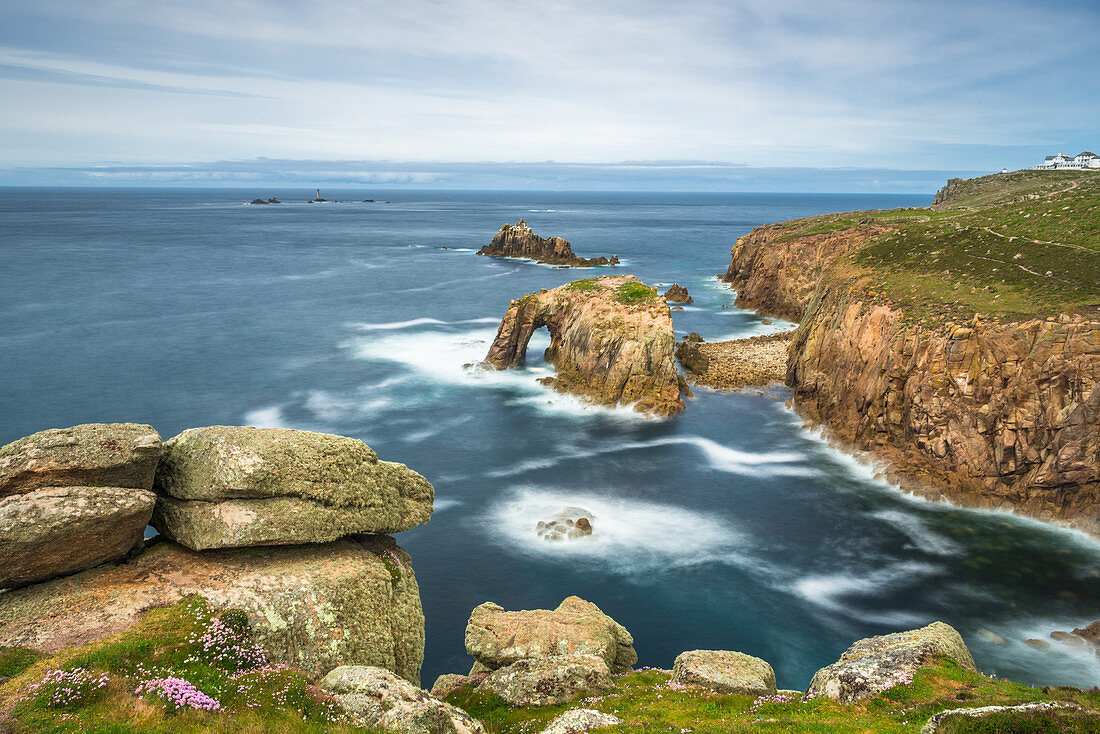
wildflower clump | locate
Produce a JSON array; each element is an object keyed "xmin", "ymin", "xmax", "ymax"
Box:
[
  {"xmin": 379, "ymin": 548, "xmax": 404, "ymax": 584},
  {"xmin": 135, "ymin": 676, "xmax": 222, "ymax": 712},
  {"xmin": 23, "ymin": 667, "xmax": 110, "ymax": 709},
  {"xmin": 189, "ymin": 610, "xmax": 268, "ymax": 673}
]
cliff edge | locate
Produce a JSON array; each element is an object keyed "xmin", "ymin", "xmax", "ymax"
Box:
[
  {"xmin": 722, "ymin": 170, "xmax": 1100, "ymax": 534},
  {"xmin": 484, "ymin": 275, "xmax": 684, "ymax": 416}
]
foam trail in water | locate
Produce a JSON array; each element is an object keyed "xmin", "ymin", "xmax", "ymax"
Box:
[
  {"xmin": 243, "ymin": 405, "xmax": 290, "ymax": 429},
  {"xmin": 352, "ymin": 316, "xmax": 500, "ymax": 331},
  {"xmin": 491, "ymin": 486, "xmax": 751, "ymax": 574},
  {"xmin": 868, "ymin": 509, "xmax": 962, "ymax": 557},
  {"xmin": 790, "ymin": 561, "xmax": 942, "ymax": 626}
]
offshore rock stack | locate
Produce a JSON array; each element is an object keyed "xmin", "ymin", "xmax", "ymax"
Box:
[{"xmin": 477, "ymin": 220, "xmax": 619, "ymax": 267}]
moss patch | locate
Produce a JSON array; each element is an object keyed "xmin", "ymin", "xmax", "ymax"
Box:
[{"xmin": 614, "ymin": 280, "xmax": 659, "ymax": 304}]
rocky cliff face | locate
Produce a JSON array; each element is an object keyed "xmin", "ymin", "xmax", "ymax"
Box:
[
  {"xmin": 724, "ymin": 225, "xmax": 1100, "ymax": 535},
  {"xmin": 484, "ymin": 275, "xmax": 684, "ymax": 416},
  {"xmin": 719, "ymin": 224, "xmax": 886, "ymax": 322},
  {"xmin": 477, "ymin": 221, "xmax": 619, "ymax": 267}
]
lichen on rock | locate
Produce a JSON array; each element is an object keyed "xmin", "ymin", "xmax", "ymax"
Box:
[{"xmin": 483, "ymin": 275, "xmax": 683, "ymax": 416}]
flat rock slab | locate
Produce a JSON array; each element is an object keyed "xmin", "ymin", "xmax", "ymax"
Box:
[
  {"xmin": 321, "ymin": 666, "xmax": 485, "ymax": 734},
  {"xmin": 808, "ymin": 621, "xmax": 976, "ymax": 702},
  {"xmin": 671, "ymin": 649, "xmax": 777, "ymax": 696},
  {"xmin": 482, "ymin": 654, "xmax": 613, "ymax": 706},
  {"xmin": 0, "ymin": 485, "xmax": 155, "ymax": 588},
  {"xmin": 0, "ymin": 535, "xmax": 424, "ymax": 683},
  {"xmin": 540, "ymin": 708, "xmax": 623, "ymax": 734},
  {"xmin": 465, "ymin": 596, "xmax": 636, "ymax": 673},
  {"xmin": 0, "ymin": 423, "xmax": 162, "ymax": 496},
  {"xmin": 152, "ymin": 426, "xmax": 433, "ymax": 549}
]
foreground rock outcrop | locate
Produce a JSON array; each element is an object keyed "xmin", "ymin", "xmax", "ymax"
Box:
[
  {"xmin": 0, "ymin": 422, "xmax": 162, "ymax": 495},
  {"xmin": 481, "ymin": 654, "xmax": 613, "ymax": 706},
  {"xmin": 671, "ymin": 649, "xmax": 777, "ymax": 696},
  {"xmin": 152, "ymin": 426, "xmax": 433, "ymax": 549},
  {"xmin": 465, "ymin": 596, "xmax": 637, "ymax": 674},
  {"xmin": 484, "ymin": 275, "xmax": 684, "ymax": 416},
  {"xmin": 0, "ymin": 535, "xmax": 424, "ymax": 682},
  {"xmin": 0, "ymin": 485, "xmax": 155, "ymax": 588},
  {"xmin": 0, "ymin": 423, "xmax": 162, "ymax": 588},
  {"xmin": 477, "ymin": 220, "xmax": 618, "ymax": 267},
  {"xmin": 807, "ymin": 621, "xmax": 976, "ymax": 702},
  {"xmin": 321, "ymin": 666, "xmax": 484, "ymax": 734}
]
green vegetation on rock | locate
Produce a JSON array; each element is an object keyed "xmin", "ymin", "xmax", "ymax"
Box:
[{"xmin": 613, "ymin": 280, "xmax": 659, "ymax": 304}]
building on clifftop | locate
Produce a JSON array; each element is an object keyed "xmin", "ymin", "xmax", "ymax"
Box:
[{"xmin": 1036, "ymin": 151, "xmax": 1100, "ymax": 169}]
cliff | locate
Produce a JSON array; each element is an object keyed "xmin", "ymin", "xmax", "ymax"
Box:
[
  {"xmin": 477, "ymin": 220, "xmax": 619, "ymax": 267},
  {"xmin": 722, "ymin": 170, "xmax": 1100, "ymax": 535},
  {"xmin": 484, "ymin": 275, "xmax": 684, "ymax": 416}
]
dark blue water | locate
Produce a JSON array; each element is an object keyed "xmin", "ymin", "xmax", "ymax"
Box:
[{"xmin": 2, "ymin": 188, "xmax": 1098, "ymax": 690}]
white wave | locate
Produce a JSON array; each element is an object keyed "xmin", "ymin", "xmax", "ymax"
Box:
[
  {"xmin": 243, "ymin": 405, "xmax": 290, "ymax": 429},
  {"xmin": 791, "ymin": 561, "xmax": 942, "ymax": 626},
  {"xmin": 868, "ymin": 509, "xmax": 962, "ymax": 557},
  {"xmin": 487, "ymin": 434, "xmax": 813, "ymax": 478},
  {"xmin": 350, "ymin": 316, "xmax": 501, "ymax": 331},
  {"xmin": 434, "ymin": 498, "xmax": 461, "ymax": 511},
  {"xmin": 347, "ymin": 326, "xmax": 653, "ymax": 421},
  {"xmin": 303, "ymin": 390, "xmax": 391, "ymax": 421},
  {"xmin": 970, "ymin": 617, "xmax": 1100, "ymax": 687},
  {"xmin": 490, "ymin": 486, "xmax": 749, "ymax": 573}
]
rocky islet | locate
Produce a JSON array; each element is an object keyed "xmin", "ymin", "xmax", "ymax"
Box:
[{"xmin": 477, "ymin": 220, "xmax": 619, "ymax": 267}]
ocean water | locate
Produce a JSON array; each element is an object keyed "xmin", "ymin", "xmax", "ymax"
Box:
[{"xmin": 2, "ymin": 187, "xmax": 1098, "ymax": 690}]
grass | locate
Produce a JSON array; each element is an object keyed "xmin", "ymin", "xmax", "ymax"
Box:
[
  {"xmin": 443, "ymin": 659, "xmax": 1100, "ymax": 734},
  {"xmin": 764, "ymin": 170, "xmax": 1100, "ymax": 321},
  {"xmin": 0, "ymin": 648, "xmax": 42, "ymax": 679},
  {"xmin": 614, "ymin": 280, "xmax": 659, "ymax": 305},
  {"xmin": 565, "ymin": 277, "xmax": 602, "ymax": 292}
]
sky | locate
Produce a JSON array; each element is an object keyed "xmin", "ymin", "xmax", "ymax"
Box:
[{"xmin": 0, "ymin": 0, "xmax": 1097, "ymax": 191}]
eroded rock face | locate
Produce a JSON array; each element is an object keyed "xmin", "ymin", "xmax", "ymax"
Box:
[
  {"xmin": 671, "ymin": 649, "xmax": 777, "ymax": 696},
  {"xmin": 0, "ymin": 486, "xmax": 155, "ymax": 589},
  {"xmin": 0, "ymin": 423, "xmax": 162, "ymax": 496},
  {"xmin": 663, "ymin": 284, "xmax": 693, "ymax": 303},
  {"xmin": 465, "ymin": 596, "xmax": 637, "ymax": 673},
  {"xmin": 481, "ymin": 654, "xmax": 613, "ymax": 706},
  {"xmin": 151, "ymin": 426, "xmax": 433, "ymax": 549},
  {"xmin": 483, "ymin": 275, "xmax": 683, "ymax": 416},
  {"xmin": 477, "ymin": 221, "xmax": 618, "ymax": 267},
  {"xmin": 0, "ymin": 535, "xmax": 425, "ymax": 683},
  {"xmin": 807, "ymin": 622, "xmax": 976, "ymax": 702},
  {"xmin": 320, "ymin": 666, "xmax": 484, "ymax": 734}
]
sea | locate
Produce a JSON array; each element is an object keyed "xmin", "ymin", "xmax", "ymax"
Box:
[{"xmin": 2, "ymin": 187, "xmax": 1098, "ymax": 690}]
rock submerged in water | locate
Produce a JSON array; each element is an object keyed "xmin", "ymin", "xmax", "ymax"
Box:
[
  {"xmin": 483, "ymin": 275, "xmax": 684, "ymax": 416},
  {"xmin": 477, "ymin": 220, "xmax": 618, "ymax": 267},
  {"xmin": 465, "ymin": 596, "xmax": 637, "ymax": 674},
  {"xmin": 0, "ymin": 534, "xmax": 425, "ymax": 682},
  {"xmin": 663, "ymin": 284, "xmax": 693, "ymax": 303},
  {"xmin": 0, "ymin": 423, "xmax": 163, "ymax": 496},
  {"xmin": 320, "ymin": 666, "xmax": 484, "ymax": 734},
  {"xmin": 536, "ymin": 507, "xmax": 594, "ymax": 541},
  {"xmin": 151, "ymin": 426, "xmax": 433, "ymax": 549},
  {"xmin": 671, "ymin": 649, "xmax": 777, "ymax": 696},
  {"xmin": 807, "ymin": 621, "xmax": 976, "ymax": 702}
]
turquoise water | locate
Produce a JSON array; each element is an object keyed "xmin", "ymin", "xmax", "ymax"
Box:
[{"xmin": 1, "ymin": 187, "xmax": 1098, "ymax": 689}]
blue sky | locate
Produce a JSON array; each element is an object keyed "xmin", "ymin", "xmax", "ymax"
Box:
[{"xmin": 0, "ymin": 0, "xmax": 1097, "ymax": 190}]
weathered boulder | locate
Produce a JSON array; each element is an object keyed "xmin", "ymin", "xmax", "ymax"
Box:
[
  {"xmin": 807, "ymin": 622, "xmax": 976, "ymax": 702},
  {"xmin": 671, "ymin": 649, "xmax": 777, "ymax": 696},
  {"xmin": 465, "ymin": 596, "xmax": 637, "ymax": 673},
  {"xmin": 663, "ymin": 284, "xmax": 693, "ymax": 303},
  {"xmin": 0, "ymin": 486, "xmax": 155, "ymax": 589},
  {"xmin": 0, "ymin": 535, "xmax": 424, "ymax": 683},
  {"xmin": 920, "ymin": 702, "xmax": 1098, "ymax": 734},
  {"xmin": 484, "ymin": 275, "xmax": 683, "ymax": 416},
  {"xmin": 0, "ymin": 423, "xmax": 162, "ymax": 496},
  {"xmin": 477, "ymin": 221, "xmax": 618, "ymax": 267},
  {"xmin": 481, "ymin": 654, "xmax": 613, "ymax": 706},
  {"xmin": 321, "ymin": 666, "xmax": 484, "ymax": 734},
  {"xmin": 1071, "ymin": 620, "xmax": 1100, "ymax": 649},
  {"xmin": 540, "ymin": 708, "xmax": 623, "ymax": 734},
  {"xmin": 151, "ymin": 426, "xmax": 433, "ymax": 549}
]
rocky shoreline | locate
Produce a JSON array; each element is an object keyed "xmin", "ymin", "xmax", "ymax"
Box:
[{"xmin": 676, "ymin": 331, "xmax": 794, "ymax": 391}]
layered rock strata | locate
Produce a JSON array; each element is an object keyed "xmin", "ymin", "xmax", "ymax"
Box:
[
  {"xmin": 676, "ymin": 331, "xmax": 794, "ymax": 390},
  {"xmin": 484, "ymin": 275, "xmax": 684, "ymax": 416},
  {"xmin": 807, "ymin": 621, "xmax": 976, "ymax": 702},
  {"xmin": 0, "ymin": 535, "xmax": 425, "ymax": 683},
  {"xmin": 465, "ymin": 596, "xmax": 637, "ymax": 673},
  {"xmin": 477, "ymin": 220, "xmax": 618, "ymax": 267},
  {"xmin": 152, "ymin": 426, "xmax": 433, "ymax": 549}
]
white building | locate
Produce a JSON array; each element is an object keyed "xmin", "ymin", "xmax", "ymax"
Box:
[{"xmin": 1037, "ymin": 151, "xmax": 1100, "ymax": 169}]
